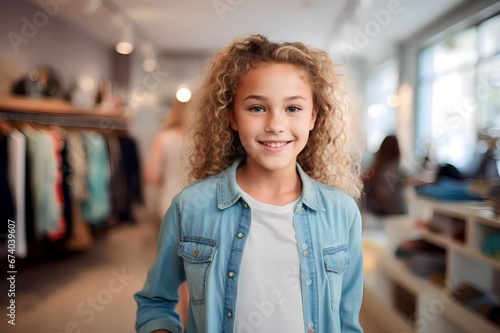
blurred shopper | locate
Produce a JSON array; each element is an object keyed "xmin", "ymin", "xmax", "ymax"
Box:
[
  {"xmin": 144, "ymin": 100, "xmax": 192, "ymax": 219},
  {"xmin": 362, "ymin": 135, "xmax": 408, "ymax": 216},
  {"xmin": 143, "ymin": 99, "xmax": 192, "ymax": 330},
  {"xmin": 474, "ymin": 135, "xmax": 499, "ymax": 179}
]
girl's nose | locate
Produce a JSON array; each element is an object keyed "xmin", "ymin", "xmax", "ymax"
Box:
[{"xmin": 264, "ymin": 111, "xmax": 285, "ymax": 133}]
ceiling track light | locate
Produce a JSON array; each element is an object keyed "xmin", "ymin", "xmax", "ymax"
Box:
[
  {"xmin": 115, "ymin": 23, "xmax": 134, "ymax": 55},
  {"xmin": 176, "ymin": 85, "xmax": 192, "ymax": 103},
  {"xmin": 101, "ymin": 0, "xmax": 155, "ymax": 57}
]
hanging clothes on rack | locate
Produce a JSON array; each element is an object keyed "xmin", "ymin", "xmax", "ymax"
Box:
[
  {"xmin": 46, "ymin": 128, "xmax": 68, "ymax": 242},
  {"xmin": 117, "ymin": 136, "xmax": 143, "ymax": 223},
  {"xmin": 23, "ymin": 127, "xmax": 62, "ymax": 240},
  {"xmin": 64, "ymin": 130, "xmax": 93, "ymax": 251},
  {"xmin": 0, "ymin": 133, "xmax": 16, "ymax": 251},
  {"xmin": 81, "ymin": 131, "xmax": 111, "ymax": 226},
  {"xmin": 0, "ymin": 97, "xmax": 143, "ymax": 260},
  {"xmin": 8, "ymin": 129, "xmax": 28, "ymax": 258},
  {"xmin": 106, "ymin": 135, "xmax": 128, "ymax": 224}
]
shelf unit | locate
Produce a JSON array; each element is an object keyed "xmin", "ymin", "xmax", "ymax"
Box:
[
  {"xmin": 363, "ymin": 194, "xmax": 500, "ymax": 333},
  {"xmin": 0, "ymin": 96, "xmax": 128, "ymax": 130}
]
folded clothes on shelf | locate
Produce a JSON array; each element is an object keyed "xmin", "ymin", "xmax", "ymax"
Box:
[
  {"xmin": 481, "ymin": 234, "xmax": 500, "ymax": 260},
  {"xmin": 395, "ymin": 239, "xmax": 447, "ymax": 277},
  {"xmin": 452, "ymin": 283, "xmax": 500, "ymax": 326},
  {"xmin": 395, "ymin": 239, "xmax": 446, "ymax": 258},
  {"xmin": 415, "ymin": 178, "xmax": 483, "ymax": 201},
  {"xmin": 408, "ymin": 252, "xmax": 446, "ymax": 277},
  {"xmin": 427, "ymin": 212, "xmax": 466, "ymax": 242}
]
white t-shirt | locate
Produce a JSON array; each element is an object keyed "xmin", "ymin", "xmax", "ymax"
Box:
[{"xmin": 235, "ymin": 190, "xmax": 304, "ymax": 333}]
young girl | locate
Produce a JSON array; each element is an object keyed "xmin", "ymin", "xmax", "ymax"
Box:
[{"xmin": 135, "ymin": 34, "xmax": 364, "ymax": 333}]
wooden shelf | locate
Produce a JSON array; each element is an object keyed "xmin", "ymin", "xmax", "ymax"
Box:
[
  {"xmin": 411, "ymin": 195, "xmax": 493, "ymax": 220},
  {"xmin": 365, "ymin": 193, "xmax": 500, "ymax": 333},
  {"xmin": 442, "ymin": 295, "xmax": 500, "ymax": 333},
  {"xmin": 0, "ymin": 96, "xmax": 127, "ymax": 130},
  {"xmin": 454, "ymin": 246, "xmax": 500, "ymax": 270},
  {"xmin": 475, "ymin": 214, "xmax": 500, "ymax": 229},
  {"xmin": 417, "ymin": 227, "xmax": 457, "ymax": 251},
  {"xmin": 378, "ymin": 254, "xmax": 442, "ymax": 296}
]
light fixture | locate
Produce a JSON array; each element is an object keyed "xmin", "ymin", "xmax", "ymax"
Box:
[
  {"xmin": 387, "ymin": 94, "xmax": 400, "ymax": 108},
  {"xmin": 115, "ymin": 23, "xmax": 134, "ymax": 55},
  {"xmin": 79, "ymin": 77, "xmax": 95, "ymax": 92},
  {"xmin": 176, "ymin": 85, "xmax": 191, "ymax": 103}
]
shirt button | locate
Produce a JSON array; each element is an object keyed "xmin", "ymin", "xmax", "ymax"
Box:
[
  {"xmin": 306, "ymin": 279, "xmax": 312, "ymax": 285},
  {"xmin": 307, "ymin": 322, "xmax": 314, "ymax": 329},
  {"xmin": 243, "ymin": 203, "xmax": 249, "ymax": 209},
  {"xmin": 237, "ymin": 232, "xmax": 244, "ymax": 239},
  {"xmin": 308, "ymin": 329, "xmax": 315, "ymax": 333},
  {"xmin": 302, "ymin": 243, "xmax": 308, "ymax": 250},
  {"xmin": 192, "ymin": 249, "xmax": 198, "ymax": 256},
  {"xmin": 226, "ymin": 311, "xmax": 232, "ymax": 318},
  {"xmin": 302, "ymin": 251, "xmax": 309, "ymax": 257},
  {"xmin": 228, "ymin": 271, "xmax": 235, "ymax": 278}
]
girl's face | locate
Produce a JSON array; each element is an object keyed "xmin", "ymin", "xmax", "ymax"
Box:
[{"xmin": 229, "ymin": 63, "xmax": 316, "ymax": 174}]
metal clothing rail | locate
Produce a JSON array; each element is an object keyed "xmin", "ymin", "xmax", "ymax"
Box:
[{"xmin": 0, "ymin": 96, "xmax": 128, "ymax": 131}]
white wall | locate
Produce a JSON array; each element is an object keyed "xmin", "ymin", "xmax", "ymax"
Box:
[
  {"xmin": 126, "ymin": 53, "xmax": 207, "ymax": 214},
  {"xmin": 0, "ymin": 0, "xmax": 112, "ymax": 98}
]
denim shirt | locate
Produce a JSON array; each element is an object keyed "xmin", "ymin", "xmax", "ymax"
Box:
[{"xmin": 135, "ymin": 160, "xmax": 364, "ymax": 333}]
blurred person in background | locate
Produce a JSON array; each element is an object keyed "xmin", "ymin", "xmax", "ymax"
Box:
[
  {"xmin": 144, "ymin": 99, "xmax": 192, "ymax": 219},
  {"xmin": 362, "ymin": 135, "xmax": 408, "ymax": 217},
  {"xmin": 473, "ymin": 134, "xmax": 499, "ymax": 179},
  {"xmin": 143, "ymin": 99, "xmax": 192, "ymax": 329}
]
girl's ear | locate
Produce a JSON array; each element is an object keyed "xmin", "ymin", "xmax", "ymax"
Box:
[
  {"xmin": 309, "ymin": 108, "xmax": 318, "ymax": 131},
  {"xmin": 228, "ymin": 109, "xmax": 238, "ymax": 131}
]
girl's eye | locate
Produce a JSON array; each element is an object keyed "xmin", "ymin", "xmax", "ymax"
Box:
[
  {"xmin": 287, "ymin": 106, "xmax": 301, "ymax": 113},
  {"xmin": 249, "ymin": 106, "xmax": 265, "ymax": 112}
]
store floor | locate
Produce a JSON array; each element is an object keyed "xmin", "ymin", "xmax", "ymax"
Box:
[{"xmin": 1, "ymin": 212, "xmax": 383, "ymax": 333}]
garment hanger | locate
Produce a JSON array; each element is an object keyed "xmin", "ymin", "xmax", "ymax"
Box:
[
  {"xmin": 0, "ymin": 120, "xmax": 13, "ymax": 135},
  {"xmin": 28, "ymin": 121, "xmax": 47, "ymax": 131}
]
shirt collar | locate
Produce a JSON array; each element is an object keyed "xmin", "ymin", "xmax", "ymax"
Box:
[{"xmin": 216, "ymin": 159, "xmax": 325, "ymax": 212}]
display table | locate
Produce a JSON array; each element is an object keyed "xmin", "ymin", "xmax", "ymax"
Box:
[{"xmin": 362, "ymin": 193, "xmax": 500, "ymax": 333}]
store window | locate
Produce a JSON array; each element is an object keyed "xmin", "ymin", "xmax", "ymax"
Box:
[
  {"xmin": 416, "ymin": 14, "xmax": 500, "ymax": 170},
  {"xmin": 363, "ymin": 59, "xmax": 399, "ymax": 153}
]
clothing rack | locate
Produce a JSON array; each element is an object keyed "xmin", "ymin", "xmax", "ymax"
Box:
[
  {"xmin": 0, "ymin": 96, "xmax": 127, "ymax": 130},
  {"xmin": 0, "ymin": 96, "xmax": 141, "ymax": 266}
]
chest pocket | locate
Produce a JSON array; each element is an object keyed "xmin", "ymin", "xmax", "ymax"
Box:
[
  {"xmin": 178, "ymin": 237, "xmax": 218, "ymax": 304},
  {"xmin": 323, "ymin": 244, "xmax": 351, "ymax": 312}
]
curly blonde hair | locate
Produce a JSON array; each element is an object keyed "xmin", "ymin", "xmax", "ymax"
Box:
[{"xmin": 187, "ymin": 34, "xmax": 362, "ymax": 199}]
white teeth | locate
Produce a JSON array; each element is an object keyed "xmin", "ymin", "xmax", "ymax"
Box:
[{"xmin": 263, "ymin": 142, "xmax": 287, "ymax": 148}]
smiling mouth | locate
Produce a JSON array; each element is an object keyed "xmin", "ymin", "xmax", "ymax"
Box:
[{"xmin": 259, "ymin": 141, "xmax": 291, "ymax": 148}]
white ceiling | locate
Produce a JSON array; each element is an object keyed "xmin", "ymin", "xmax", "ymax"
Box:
[{"xmin": 27, "ymin": 0, "xmax": 466, "ymax": 64}]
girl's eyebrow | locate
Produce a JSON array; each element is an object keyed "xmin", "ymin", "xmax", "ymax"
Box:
[{"xmin": 242, "ymin": 95, "xmax": 307, "ymax": 101}]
